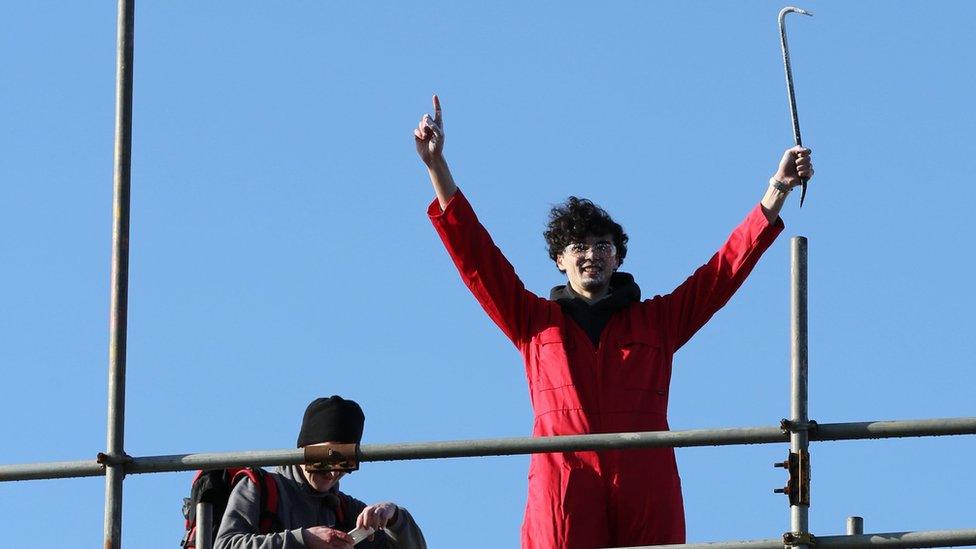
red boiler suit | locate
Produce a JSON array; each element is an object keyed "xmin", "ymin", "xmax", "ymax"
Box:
[{"xmin": 429, "ymin": 190, "xmax": 783, "ymax": 549}]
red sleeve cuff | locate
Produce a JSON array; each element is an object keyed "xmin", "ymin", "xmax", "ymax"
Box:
[
  {"xmin": 748, "ymin": 202, "xmax": 785, "ymax": 234},
  {"xmin": 427, "ymin": 189, "xmax": 468, "ymax": 221}
]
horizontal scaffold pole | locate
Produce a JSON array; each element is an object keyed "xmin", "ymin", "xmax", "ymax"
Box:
[
  {"xmin": 641, "ymin": 528, "xmax": 976, "ymax": 549},
  {"xmin": 2, "ymin": 416, "xmax": 974, "ymax": 482}
]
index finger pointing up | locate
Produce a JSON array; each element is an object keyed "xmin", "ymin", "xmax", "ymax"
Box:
[{"xmin": 433, "ymin": 94, "xmax": 442, "ymax": 128}]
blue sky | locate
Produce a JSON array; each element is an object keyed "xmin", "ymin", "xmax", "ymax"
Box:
[{"xmin": 2, "ymin": 1, "xmax": 975, "ymax": 547}]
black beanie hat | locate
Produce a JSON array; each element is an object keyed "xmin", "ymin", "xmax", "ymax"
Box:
[{"xmin": 297, "ymin": 396, "xmax": 365, "ymax": 448}]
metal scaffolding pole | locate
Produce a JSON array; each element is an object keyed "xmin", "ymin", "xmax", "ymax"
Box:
[
  {"xmin": 637, "ymin": 528, "xmax": 976, "ymax": 549},
  {"xmin": 1, "ymin": 460, "xmax": 105, "ymax": 481},
  {"xmin": 104, "ymin": 0, "xmax": 135, "ymax": 548},
  {"xmin": 195, "ymin": 503, "xmax": 213, "ymax": 549},
  {"xmin": 789, "ymin": 236, "xmax": 810, "ymax": 546},
  {"xmin": 3, "ymin": 416, "xmax": 976, "ymax": 481}
]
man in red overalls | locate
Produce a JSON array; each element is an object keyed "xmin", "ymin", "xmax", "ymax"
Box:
[{"xmin": 413, "ymin": 96, "xmax": 813, "ymax": 549}]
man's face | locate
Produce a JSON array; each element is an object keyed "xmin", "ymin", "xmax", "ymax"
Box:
[
  {"xmin": 556, "ymin": 233, "xmax": 620, "ymax": 296},
  {"xmin": 301, "ymin": 442, "xmax": 347, "ymax": 493}
]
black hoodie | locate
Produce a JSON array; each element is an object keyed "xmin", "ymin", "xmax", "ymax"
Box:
[{"xmin": 550, "ymin": 272, "xmax": 641, "ymax": 347}]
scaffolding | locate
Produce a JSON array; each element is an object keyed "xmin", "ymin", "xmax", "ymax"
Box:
[{"xmin": 1, "ymin": 2, "xmax": 974, "ymax": 548}]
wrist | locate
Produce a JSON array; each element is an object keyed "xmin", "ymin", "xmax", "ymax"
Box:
[
  {"xmin": 425, "ymin": 155, "xmax": 448, "ymax": 172},
  {"xmin": 769, "ymin": 177, "xmax": 793, "ymax": 193}
]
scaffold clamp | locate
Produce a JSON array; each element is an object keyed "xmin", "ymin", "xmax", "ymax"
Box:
[
  {"xmin": 96, "ymin": 452, "xmax": 133, "ymax": 467},
  {"xmin": 304, "ymin": 443, "xmax": 360, "ymax": 473},
  {"xmin": 773, "ymin": 449, "xmax": 810, "ymax": 506},
  {"xmin": 780, "ymin": 418, "xmax": 819, "ymax": 434},
  {"xmin": 783, "ymin": 531, "xmax": 816, "ymax": 546}
]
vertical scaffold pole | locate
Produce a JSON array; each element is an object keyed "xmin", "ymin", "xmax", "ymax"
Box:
[
  {"xmin": 104, "ymin": 0, "xmax": 135, "ymax": 547},
  {"xmin": 790, "ymin": 236, "xmax": 810, "ymax": 546},
  {"xmin": 196, "ymin": 503, "xmax": 214, "ymax": 549}
]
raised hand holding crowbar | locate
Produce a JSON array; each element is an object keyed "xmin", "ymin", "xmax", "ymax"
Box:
[{"xmin": 778, "ymin": 6, "xmax": 813, "ymax": 207}]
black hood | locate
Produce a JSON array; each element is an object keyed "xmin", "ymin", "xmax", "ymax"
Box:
[
  {"xmin": 550, "ymin": 272, "xmax": 641, "ymax": 346},
  {"xmin": 550, "ymin": 271, "xmax": 641, "ymax": 305}
]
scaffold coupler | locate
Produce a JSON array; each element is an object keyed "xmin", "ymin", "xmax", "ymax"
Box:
[
  {"xmin": 776, "ymin": 418, "xmax": 816, "ymax": 546},
  {"xmin": 304, "ymin": 442, "xmax": 360, "ymax": 472},
  {"xmin": 783, "ymin": 531, "xmax": 816, "ymax": 547},
  {"xmin": 774, "ymin": 419, "xmax": 815, "ymax": 506}
]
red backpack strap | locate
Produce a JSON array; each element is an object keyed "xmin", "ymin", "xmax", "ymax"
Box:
[
  {"xmin": 258, "ymin": 470, "xmax": 280, "ymax": 533},
  {"xmin": 231, "ymin": 468, "xmax": 280, "ymax": 534}
]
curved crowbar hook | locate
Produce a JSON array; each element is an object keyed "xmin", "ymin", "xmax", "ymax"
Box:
[{"xmin": 778, "ymin": 6, "xmax": 813, "ymax": 207}]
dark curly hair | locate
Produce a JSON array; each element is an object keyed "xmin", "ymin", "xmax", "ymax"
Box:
[{"xmin": 544, "ymin": 196, "xmax": 628, "ymax": 269}]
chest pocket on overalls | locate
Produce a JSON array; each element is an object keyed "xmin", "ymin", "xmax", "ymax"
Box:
[
  {"xmin": 615, "ymin": 335, "xmax": 668, "ymax": 394},
  {"xmin": 530, "ymin": 327, "xmax": 575, "ymax": 392}
]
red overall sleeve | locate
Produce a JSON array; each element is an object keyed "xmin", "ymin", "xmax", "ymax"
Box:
[
  {"xmin": 428, "ymin": 190, "xmax": 549, "ymax": 347},
  {"xmin": 661, "ymin": 204, "xmax": 784, "ymax": 352}
]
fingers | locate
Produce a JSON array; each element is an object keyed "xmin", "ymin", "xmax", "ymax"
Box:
[
  {"xmin": 780, "ymin": 146, "xmax": 813, "ymax": 176},
  {"xmin": 326, "ymin": 528, "xmax": 354, "ymax": 549},
  {"xmin": 414, "ymin": 98, "xmax": 446, "ymax": 164},
  {"xmin": 414, "ymin": 96, "xmax": 443, "ymax": 145},
  {"xmin": 356, "ymin": 504, "xmax": 395, "ymax": 531},
  {"xmin": 415, "ymin": 117, "xmax": 432, "ymax": 142},
  {"xmin": 423, "ymin": 113, "xmax": 442, "ymax": 139},
  {"xmin": 773, "ymin": 146, "xmax": 813, "ymax": 185},
  {"xmin": 792, "ymin": 147, "xmax": 814, "ymax": 179},
  {"xmin": 415, "ymin": 113, "xmax": 442, "ymax": 139},
  {"xmin": 795, "ymin": 153, "xmax": 814, "ymax": 179},
  {"xmin": 782, "ymin": 146, "xmax": 810, "ymax": 162},
  {"xmin": 356, "ymin": 506, "xmax": 373, "ymax": 529},
  {"xmin": 303, "ymin": 527, "xmax": 354, "ymax": 549},
  {"xmin": 353, "ymin": 514, "xmax": 376, "ymax": 543}
]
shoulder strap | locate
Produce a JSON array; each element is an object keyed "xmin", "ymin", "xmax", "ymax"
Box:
[
  {"xmin": 231, "ymin": 468, "xmax": 280, "ymax": 534},
  {"xmin": 257, "ymin": 469, "xmax": 280, "ymax": 532}
]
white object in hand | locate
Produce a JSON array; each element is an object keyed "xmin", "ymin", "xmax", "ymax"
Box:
[{"xmin": 348, "ymin": 526, "xmax": 376, "ymax": 545}]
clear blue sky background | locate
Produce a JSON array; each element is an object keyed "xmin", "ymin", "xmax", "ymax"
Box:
[{"xmin": 2, "ymin": 1, "xmax": 975, "ymax": 547}]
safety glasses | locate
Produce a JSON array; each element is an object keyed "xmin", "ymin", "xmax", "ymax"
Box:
[{"xmin": 563, "ymin": 242, "xmax": 616, "ymax": 258}]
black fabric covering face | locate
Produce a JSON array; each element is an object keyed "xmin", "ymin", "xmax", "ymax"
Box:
[
  {"xmin": 297, "ymin": 396, "xmax": 365, "ymax": 447},
  {"xmin": 550, "ymin": 271, "xmax": 641, "ymax": 347}
]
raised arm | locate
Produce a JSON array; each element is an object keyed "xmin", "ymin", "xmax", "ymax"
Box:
[
  {"xmin": 661, "ymin": 146, "xmax": 813, "ymax": 350},
  {"xmin": 416, "ymin": 96, "xmax": 550, "ymax": 346},
  {"xmin": 414, "ymin": 95, "xmax": 456, "ymax": 211}
]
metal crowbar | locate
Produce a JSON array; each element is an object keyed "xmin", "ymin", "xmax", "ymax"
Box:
[{"xmin": 778, "ymin": 6, "xmax": 813, "ymax": 207}]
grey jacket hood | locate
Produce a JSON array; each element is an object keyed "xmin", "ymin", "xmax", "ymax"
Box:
[{"xmin": 277, "ymin": 464, "xmax": 346, "ymax": 511}]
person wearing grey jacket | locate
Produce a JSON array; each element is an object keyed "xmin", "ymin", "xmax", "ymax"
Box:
[{"xmin": 215, "ymin": 396, "xmax": 427, "ymax": 549}]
